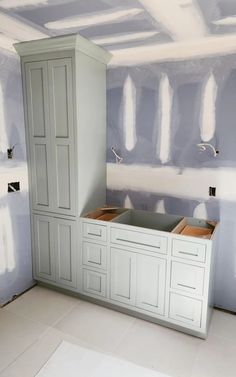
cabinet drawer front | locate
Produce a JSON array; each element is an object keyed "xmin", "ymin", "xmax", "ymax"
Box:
[
  {"xmin": 172, "ymin": 239, "xmax": 206, "ymax": 263},
  {"xmin": 83, "ymin": 269, "xmax": 106, "ymax": 298},
  {"xmin": 169, "ymin": 293, "xmax": 202, "ymax": 328},
  {"xmin": 82, "ymin": 242, "xmax": 107, "ymax": 270},
  {"xmin": 171, "ymin": 262, "xmax": 205, "ymax": 296},
  {"xmin": 82, "ymin": 222, "xmax": 107, "ymax": 242},
  {"xmin": 111, "ymin": 227, "xmax": 167, "ymax": 254}
]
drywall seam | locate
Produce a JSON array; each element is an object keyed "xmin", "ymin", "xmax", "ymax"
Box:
[
  {"xmin": 138, "ymin": 0, "xmax": 208, "ymax": 41},
  {"xmin": 123, "ymin": 75, "xmax": 137, "ymax": 151},
  {"xmin": 107, "ymin": 163, "xmax": 236, "ymax": 201},
  {"xmin": 110, "ymin": 35, "xmax": 236, "ymax": 66},
  {"xmin": 157, "ymin": 74, "xmax": 173, "ymax": 163},
  {"xmin": 0, "ymin": 0, "xmax": 48, "ymax": 8},
  {"xmin": 155, "ymin": 199, "xmax": 166, "ymax": 214},
  {"xmin": 200, "ymin": 73, "xmax": 218, "ymax": 142},
  {"xmin": 92, "ymin": 31, "xmax": 158, "ymax": 46},
  {"xmin": 45, "ymin": 7, "xmax": 144, "ymax": 30}
]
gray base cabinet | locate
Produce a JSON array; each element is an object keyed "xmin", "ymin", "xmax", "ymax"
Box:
[
  {"xmin": 78, "ymin": 209, "xmax": 219, "ymax": 339},
  {"xmin": 33, "ymin": 214, "xmax": 77, "ymax": 288}
]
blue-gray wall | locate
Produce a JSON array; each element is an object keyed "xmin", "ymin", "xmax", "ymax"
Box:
[
  {"xmin": 107, "ymin": 54, "xmax": 236, "ymax": 312},
  {"xmin": 0, "ymin": 49, "xmax": 34, "ymax": 305}
]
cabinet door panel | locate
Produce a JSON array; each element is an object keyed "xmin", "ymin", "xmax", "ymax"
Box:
[
  {"xmin": 55, "ymin": 144, "xmax": 71, "ymax": 210},
  {"xmin": 136, "ymin": 255, "xmax": 166, "ymax": 315},
  {"xmin": 48, "ymin": 58, "xmax": 76, "ymax": 216},
  {"xmin": 27, "ymin": 65, "xmax": 47, "ymax": 137},
  {"xmin": 25, "ymin": 62, "xmax": 53, "ymax": 212},
  {"xmin": 33, "ymin": 214, "xmax": 55, "ymax": 281},
  {"xmin": 34, "ymin": 143, "xmax": 49, "ymax": 207},
  {"xmin": 110, "ymin": 248, "xmax": 136, "ymax": 306},
  {"xmin": 55, "ymin": 218, "xmax": 76, "ymax": 288},
  {"xmin": 83, "ymin": 269, "xmax": 106, "ymax": 297}
]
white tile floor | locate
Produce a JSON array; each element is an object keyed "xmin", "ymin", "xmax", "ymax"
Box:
[{"xmin": 0, "ymin": 286, "xmax": 236, "ymax": 377}]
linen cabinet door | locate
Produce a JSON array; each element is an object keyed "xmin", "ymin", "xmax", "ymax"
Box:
[
  {"xmin": 136, "ymin": 255, "xmax": 166, "ymax": 315},
  {"xmin": 33, "ymin": 214, "xmax": 55, "ymax": 282},
  {"xmin": 110, "ymin": 248, "xmax": 136, "ymax": 306},
  {"xmin": 25, "ymin": 62, "xmax": 53, "ymax": 212},
  {"xmin": 48, "ymin": 59, "xmax": 76, "ymax": 216},
  {"xmin": 54, "ymin": 218, "xmax": 77, "ymax": 288}
]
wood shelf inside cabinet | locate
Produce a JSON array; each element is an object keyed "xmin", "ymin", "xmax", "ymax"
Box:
[
  {"xmin": 172, "ymin": 217, "xmax": 217, "ymax": 239},
  {"xmin": 82, "ymin": 207, "xmax": 127, "ymax": 222}
]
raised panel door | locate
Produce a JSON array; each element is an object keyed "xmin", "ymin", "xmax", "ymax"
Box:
[
  {"xmin": 48, "ymin": 58, "xmax": 76, "ymax": 216},
  {"xmin": 136, "ymin": 254, "xmax": 166, "ymax": 315},
  {"xmin": 54, "ymin": 217, "xmax": 76, "ymax": 288},
  {"xmin": 110, "ymin": 248, "xmax": 136, "ymax": 306},
  {"xmin": 25, "ymin": 62, "xmax": 53, "ymax": 211},
  {"xmin": 33, "ymin": 214, "xmax": 55, "ymax": 281}
]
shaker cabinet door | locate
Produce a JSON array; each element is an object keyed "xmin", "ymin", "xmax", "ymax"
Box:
[
  {"xmin": 110, "ymin": 248, "xmax": 136, "ymax": 306},
  {"xmin": 48, "ymin": 58, "xmax": 76, "ymax": 216},
  {"xmin": 54, "ymin": 217, "xmax": 77, "ymax": 288},
  {"xmin": 136, "ymin": 254, "xmax": 166, "ymax": 315},
  {"xmin": 25, "ymin": 62, "xmax": 53, "ymax": 212},
  {"xmin": 33, "ymin": 214, "xmax": 55, "ymax": 281}
]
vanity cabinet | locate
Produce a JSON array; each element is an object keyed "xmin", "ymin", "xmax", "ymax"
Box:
[
  {"xmin": 15, "ymin": 35, "xmax": 111, "ymax": 290},
  {"xmin": 79, "ymin": 209, "xmax": 218, "ymax": 339}
]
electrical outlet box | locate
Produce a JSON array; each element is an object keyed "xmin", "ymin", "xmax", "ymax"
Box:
[
  {"xmin": 8, "ymin": 182, "xmax": 20, "ymax": 193},
  {"xmin": 209, "ymin": 187, "xmax": 216, "ymax": 197}
]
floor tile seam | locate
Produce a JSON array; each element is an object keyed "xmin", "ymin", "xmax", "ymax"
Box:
[
  {"xmin": 2, "ymin": 307, "xmax": 50, "ymax": 335},
  {"xmin": 0, "ymin": 336, "xmax": 42, "ymax": 375},
  {"xmin": 50, "ymin": 301, "xmax": 80, "ymax": 328},
  {"xmin": 110, "ymin": 317, "xmax": 138, "ymax": 354}
]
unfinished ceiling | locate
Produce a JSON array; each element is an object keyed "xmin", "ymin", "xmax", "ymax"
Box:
[{"xmin": 1, "ymin": 0, "xmax": 236, "ymax": 64}]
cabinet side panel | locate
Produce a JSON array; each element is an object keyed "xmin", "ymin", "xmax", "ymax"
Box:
[{"xmin": 76, "ymin": 52, "xmax": 107, "ymax": 214}]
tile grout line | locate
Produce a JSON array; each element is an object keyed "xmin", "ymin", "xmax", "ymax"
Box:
[
  {"xmin": 0, "ymin": 325, "xmax": 54, "ymax": 375},
  {"xmin": 110, "ymin": 317, "xmax": 137, "ymax": 355},
  {"xmin": 49, "ymin": 300, "xmax": 84, "ymax": 329}
]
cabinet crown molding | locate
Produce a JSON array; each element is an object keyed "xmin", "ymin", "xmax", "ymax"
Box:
[{"xmin": 14, "ymin": 33, "xmax": 112, "ymax": 64}]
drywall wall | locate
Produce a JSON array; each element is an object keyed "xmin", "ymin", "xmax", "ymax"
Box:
[
  {"xmin": 106, "ymin": 54, "xmax": 236, "ymax": 312},
  {"xmin": 0, "ymin": 49, "xmax": 34, "ymax": 305}
]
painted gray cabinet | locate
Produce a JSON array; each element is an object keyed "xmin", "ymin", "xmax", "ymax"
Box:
[
  {"xmin": 25, "ymin": 57, "xmax": 76, "ymax": 216},
  {"xmin": 25, "ymin": 61, "xmax": 52, "ymax": 212},
  {"xmin": 111, "ymin": 247, "xmax": 136, "ymax": 306},
  {"xmin": 79, "ymin": 210, "xmax": 219, "ymax": 338},
  {"xmin": 33, "ymin": 214, "xmax": 77, "ymax": 288},
  {"xmin": 136, "ymin": 254, "xmax": 166, "ymax": 315},
  {"xmin": 34, "ymin": 213, "xmax": 55, "ymax": 281},
  {"xmin": 54, "ymin": 217, "xmax": 77, "ymax": 288},
  {"xmin": 15, "ymin": 35, "xmax": 111, "ymax": 290}
]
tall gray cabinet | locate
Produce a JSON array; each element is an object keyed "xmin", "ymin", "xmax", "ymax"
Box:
[{"xmin": 15, "ymin": 34, "xmax": 111, "ymax": 290}]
